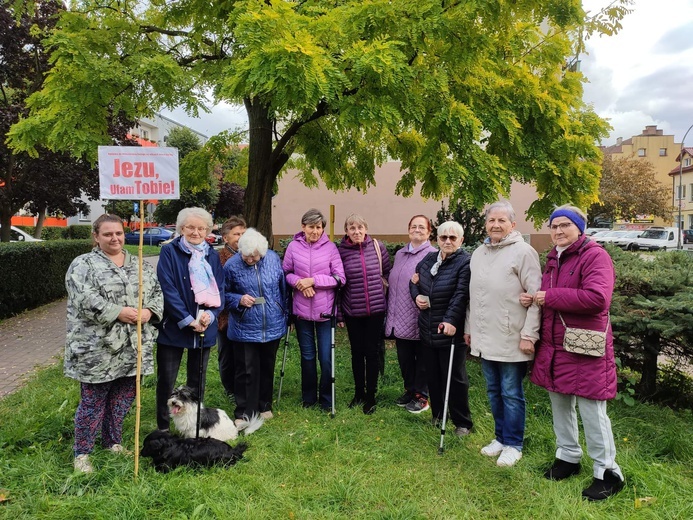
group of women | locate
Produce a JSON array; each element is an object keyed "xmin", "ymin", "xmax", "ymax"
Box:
[{"xmin": 64, "ymin": 201, "xmax": 623, "ymax": 501}]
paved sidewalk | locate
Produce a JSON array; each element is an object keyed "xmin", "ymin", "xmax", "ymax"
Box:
[{"xmin": 0, "ymin": 299, "xmax": 67, "ymax": 398}]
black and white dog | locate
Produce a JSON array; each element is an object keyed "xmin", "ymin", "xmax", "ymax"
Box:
[
  {"xmin": 167, "ymin": 385, "xmax": 263, "ymax": 441},
  {"xmin": 141, "ymin": 429, "xmax": 247, "ymax": 473}
]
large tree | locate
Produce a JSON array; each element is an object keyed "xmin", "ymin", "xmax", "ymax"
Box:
[
  {"xmin": 8, "ymin": 0, "xmax": 631, "ymax": 243},
  {"xmin": 587, "ymin": 155, "xmax": 672, "ymax": 226}
]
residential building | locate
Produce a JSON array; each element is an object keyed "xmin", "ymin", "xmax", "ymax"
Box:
[
  {"xmin": 271, "ymin": 161, "xmax": 552, "ymax": 251},
  {"xmin": 600, "ymin": 125, "xmax": 680, "ymax": 227},
  {"xmin": 668, "ymin": 147, "xmax": 693, "ymax": 230}
]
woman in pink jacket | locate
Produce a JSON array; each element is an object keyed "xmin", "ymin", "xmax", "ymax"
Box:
[
  {"xmin": 522, "ymin": 205, "xmax": 624, "ymax": 501},
  {"xmin": 283, "ymin": 209, "xmax": 345, "ymax": 410}
]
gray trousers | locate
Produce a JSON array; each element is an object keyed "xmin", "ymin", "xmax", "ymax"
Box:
[{"xmin": 549, "ymin": 391, "xmax": 623, "ymax": 480}]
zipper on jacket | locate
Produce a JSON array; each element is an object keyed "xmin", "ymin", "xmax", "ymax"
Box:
[
  {"xmin": 360, "ymin": 242, "xmax": 371, "ymax": 314},
  {"xmin": 254, "ymin": 264, "xmax": 266, "ymax": 343}
]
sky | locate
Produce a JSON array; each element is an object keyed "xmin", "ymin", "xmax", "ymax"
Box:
[{"xmin": 161, "ymin": 0, "xmax": 693, "ymax": 147}]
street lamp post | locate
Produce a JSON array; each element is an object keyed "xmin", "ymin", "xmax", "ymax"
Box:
[{"xmin": 677, "ymin": 123, "xmax": 693, "ymax": 249}]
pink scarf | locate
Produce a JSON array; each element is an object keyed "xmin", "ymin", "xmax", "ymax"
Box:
[{"xmin": 181, "ymin": 237, "xmax": 221, "ymax": 308}]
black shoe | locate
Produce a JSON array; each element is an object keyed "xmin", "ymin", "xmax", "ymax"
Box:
[
  {"xmin": 395, "ymin": 391, "xmax": 414, "ymax": 407},
  {"xmin": 544, "ymin": 459, "xmax": 581, "ymax": 481},
  {"xmin": 363, "ymin": 398, "xmax": 377, "ymax": 415},
  {"xmin": 582, "ymin": 470, "xmax": 624, "ymax": 501},
  {"xmin": 348, "ymin": 395, "xmax": 364, "ymax": 408}
]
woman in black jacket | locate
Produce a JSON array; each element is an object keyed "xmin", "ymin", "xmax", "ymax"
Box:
[{"xmin": 411, "ymin": 220, "xmax": 473, "ymax": 436}]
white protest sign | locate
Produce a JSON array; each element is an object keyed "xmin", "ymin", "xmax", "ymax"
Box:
[{"xmin": 98, "ymin": 146, "xmax": 180, "ymax": 200}]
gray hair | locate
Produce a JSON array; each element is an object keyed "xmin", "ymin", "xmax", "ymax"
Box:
[
  {"xmin": 176, "ymin": 207, "xmax": 214, "ymax": 234},
  {"xmin": 344, "ymin": 213, "xmax": 368, "ymax": 231},
  {"xmin": 485, "ymin": 201, "xmax": 516, "ymax": 222},
  {"xmin": 238, "ymin": 228, "xmax": 269, "ymax": 257},
  {"xmin": 436, "ymin": 221, "xmax": 465, "ymax": 241},
  {"xmin": 301, "ymin": 208, "xmax": 326, "ymax": 227}
]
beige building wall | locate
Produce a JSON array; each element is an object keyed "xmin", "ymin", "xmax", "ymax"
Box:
[
  {"xmin": 601, "ymin": 125, "xmax": 680, "ymax": 227},
  {"xmin": 272, "ymin": 161, "xmax": 552, "ymax": 251}
]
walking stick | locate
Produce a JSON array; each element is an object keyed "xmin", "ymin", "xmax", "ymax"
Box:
[
  {"xmin": 438, "ymin": 338, "xmax": 456, "ymax": 455},
  {"xmin": 321, "ymin": 276, "xmax": 342, "ymax": 419},
  {"xmin": 196, "ymin": 331, "xmax": 205, "ymax": 440},
  {"xmin": 276, "ymin": 326, "xmax": 291, "ymax": 406}
]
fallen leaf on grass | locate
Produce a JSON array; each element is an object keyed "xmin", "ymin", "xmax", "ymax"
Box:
[
  {"xmin": 635, "ymin": 497, "xmax": 656, "ymax": 508},
  {"xmin": 0, "ymin": 491, "xmax": 10, "ymax": 503}
]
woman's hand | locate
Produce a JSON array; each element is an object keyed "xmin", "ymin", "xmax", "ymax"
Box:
[
  {"xmin": 519, "ymin": 338, "xmax": 535, "ymax": 355},
  {"xmin": 533, "ymin": 291, "xmax": 546, "ymax": 307},
  {"xmin": 240, "ymin": 294, "xmax": 255, "ymax": 308},
  {"xmin": 117, "ymin": 307, "xmax": 153, "ymax": 324},
  {"xmin": 337, "ymin": 321, "xmax": 345, "ymax": 328},
  {"xmin": 295, "ymin": 278, "xmax": 314, "ymax": 291},
  {"xmin": 411, "ymin": 273, "xmax": 420, "ymax": 285},
  {"xmin": 301, "ymin": 287, "xmax": 316, "ymax": 298},
  {"xmin": 463, "ymin": 333, "xmax": 471, "ymax": 347},
  {"xmin": 438, "ymin": 322, "xmax": 456, "ymax": 336},
  {"xmin": 415, "ymin": 295, "xmax": 430, "ymax": 310},
  {"xmin": 140, "ymin": 309, "xmax": 153, "ymax": 323},
  {"xmin": 519, "ymin": 292, "xmax": 534, "ymax": 308}
]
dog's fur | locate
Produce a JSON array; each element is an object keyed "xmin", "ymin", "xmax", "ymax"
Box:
[
  {"xmin": 167, "ymin": 385, "xmax": 263, "ymax": 441},
  {"xmin": 140, "ymin": 429, "xmax": 247, "ymax": 473}
]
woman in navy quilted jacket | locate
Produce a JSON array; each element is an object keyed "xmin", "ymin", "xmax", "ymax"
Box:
[
  {"xmin": 384, "ymin": 215, "xmax": 437, "ymax": 414},
  {"xmin": 283, "ymin": 209, "xmax": 345, "ymax": 410},
  {"xmin": 225, "ymin": 228, "xmax": 288, "ymax": 421},
  {"xmin": 338, "ymin": 214, "xmax": 391, "ymax": 414}
]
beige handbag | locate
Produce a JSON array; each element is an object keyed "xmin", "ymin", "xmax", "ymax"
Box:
[
  {"xmin": 558, "ymin": 312, "xmax": 609, "ymax": 357},
  {"xmin": 373, "ymin": 239, "xmax": 389, "ymax": 294}
]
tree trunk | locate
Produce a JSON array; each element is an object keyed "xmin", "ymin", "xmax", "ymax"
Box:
[
  {"xmin": 637, "ymin": 334, "xmax": 660, "ymax": 399},
  {"xmin": 35, "ymin": 205, "xmax": 47, "ymax": 239},
  {"xmin": 243, "ymin": 97, "xmax": 289, "ymax": 248}
]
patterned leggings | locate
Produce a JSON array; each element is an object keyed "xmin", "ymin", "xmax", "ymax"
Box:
[{"xmin": 74, "ymin": 377, "xmax": 136, "ymax": 456}]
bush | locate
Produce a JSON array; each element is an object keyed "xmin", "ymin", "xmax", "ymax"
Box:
[
  {"xmin": 40, "ymin": 226, "xmax": 67, "ymax": 240},
  {"xmin": 64, "ymin": 224, "xmax": 92, "ymax": 240},
  {"xmin": 0, "ymin": 240, "xmax": 93, "ymax": 318}
]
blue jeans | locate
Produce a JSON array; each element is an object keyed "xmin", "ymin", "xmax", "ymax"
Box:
[
  {"xmin": 481, "ymin": 359, "xmax": 528, "ymax": 450},
  {"xmin": 295, "ymin": 318, "xmax": 333, "ymax": 409}
]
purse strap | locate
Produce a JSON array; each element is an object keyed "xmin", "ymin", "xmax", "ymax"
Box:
[
  {"xmin": 558, "ymin": 311, "xmax": 610, "ymax": 333},
  {"xmin": 373, "ymin": 238, "xmax": 384, "ymax": 278}
]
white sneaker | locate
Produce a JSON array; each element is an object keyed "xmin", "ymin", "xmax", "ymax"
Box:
[
  {"xmin": 480, "ymin": 439, "xmax": 505, "ymax": 457},
  {"xmin": 497, "ymin": 446, "xmax": 522, "ymax": 467},
  {"xmin": 74, "ymin": 454, "xmax": 93, "ymax": 473},
  {"xmin": 108, "ymin": 444, "xmax": 130, "ymax": 454}
]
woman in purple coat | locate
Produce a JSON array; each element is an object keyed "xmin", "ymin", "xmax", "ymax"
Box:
[
  {"xmin": 338, "ymin": 214, "xmax": 391, "ymax": 414},
  {"xmin": 384, "ymin": 215, "xmax": 437, "ymax": 413},
  {"xmin": 522, "ymin": 205, "xmax": 624, "ymax": 501},
  {"xmin": 283, "ymin": 209, "xmax": 345, "ymax": 410}
]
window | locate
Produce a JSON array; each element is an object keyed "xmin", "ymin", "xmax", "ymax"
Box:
[
  {"xmin": 142, "ymin": 130, "xmax": 149, "ymax": 139},
  {"xmin": 685, "ymin": 158, "xmax": 692, "ymax": 167},
  {"xmin": 660, "ymin": 148, "xmax": 667, "ymax": 156},
  {"xmin": 638, "ymin": 148, "xmax": 646, "ymax": 157},
  {"xmin": 677, "ymin": 184, "xmax": 686, "ymax": 200},
  {"xmin": 689, "ymin": 215, "xmax": 693, "ymax": 229},
  {"xmin": 689, "ymin": 184, "xmax": 693, "ymax": 202}
]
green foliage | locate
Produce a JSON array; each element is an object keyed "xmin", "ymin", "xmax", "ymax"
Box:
[
  {"xmin": 165, "ymin": 127, "xmax": 201, "ymax": 159},
  {"xmin": 0, "ymin": 239, "xmax": 92, "ymax": 318},
  {"xmin": 2, "ymin": 337, "xmax": 693, "ymax": 517},
  {"xmin": 7, "ymin": 0, "xmax": 619, "ymax": 241}
]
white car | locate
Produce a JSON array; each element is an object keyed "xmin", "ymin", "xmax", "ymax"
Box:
[
  {"xmin": 634, "ymin": 227, "xmax": 681, "ymax": 251},
  {"xmin": 612, "ymin": 230, "xmax": 643, "ymax": 251},
  {"xmin": 593, "ymin": 230, "xmax": 629, "ymax": 246},
  {"xmin": 0, "ymin": 225, "xmax": 43, "ymax": 242}
]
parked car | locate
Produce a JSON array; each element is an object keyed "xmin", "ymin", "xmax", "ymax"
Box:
[
  {"xmin": 612, "ymin": 230, "xmax": 643, "ymax": 251},
  {"xmin": 683, "ymin": 230, "xmax": 693, "ymax": 244},
  {"xmin": 585, "ymin": 227, "xmax": 609, "ymax": 236},
  {"xmin": 633, "ymin": 227, "xmax": 682, "ymax": 251},
  {"xmin": 0, "ymin": 225, "xmax": 43, "ymax": 242},
  {"xmin": 593, "ymin": 230, "xmax": 629, "ymax": 246},
  {"xmin": 205, "ymin": 231, "xmax": 222, "ymax": 246},
  {"xmin": 123, "ymin": 226, "xmax": 174, "ymax": 246}
]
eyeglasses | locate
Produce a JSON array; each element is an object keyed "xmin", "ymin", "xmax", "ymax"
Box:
[
  {"xmin": 549, "ymin": 222, "xmax": 574, "ymax": 232},
  {"xmin": 438, "ymin": 235, "xmax": 458, "ymax": 242},
  {"xmin": 183, "ymin": 225, "xmax": 208, "ymax": 233}
]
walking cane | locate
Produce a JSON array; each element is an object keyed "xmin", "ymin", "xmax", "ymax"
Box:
[
  {"xmin": 438, "ymin": 337, "xmax": 456, "ymax": 455},
  {"xmin": 276, "ymin": 326, "xmax": 291, "ymax": 406},
  {"xmin": 321, "ymin": 276, "xmax": 342, "ymax": 419},
  {"xmin": 196, "ymin": 330, "xmax": 205, "ymax": 439}
]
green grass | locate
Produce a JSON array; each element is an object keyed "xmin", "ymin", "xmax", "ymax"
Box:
[
  {"xmin": 1, "ymin": 332, "xmax": 693, "ymax": 519},
  {"xmin": 123, "ymin": 245, "xmax": 161, "ymax": 257}
]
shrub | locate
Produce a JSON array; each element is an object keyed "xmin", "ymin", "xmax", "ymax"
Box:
[
  {"xmin": 40, "ymin": 226, "xmax": 67, "ymax": 240},
  {"xmin": 0, "ymin": 240, "xmax": 92, "ymax": 318},
  {"xmin": 64, "ymin": 225, "xmax": 92, "ymax": 240}
]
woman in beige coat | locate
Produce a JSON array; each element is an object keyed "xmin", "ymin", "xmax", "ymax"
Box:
[{"xmin": 464, "ymin": 201, "xmax": 541, "ymax": 467}]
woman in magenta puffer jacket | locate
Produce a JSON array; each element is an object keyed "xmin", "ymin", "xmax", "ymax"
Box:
[
  {"xmin": 338, "ymin": 214, "xmax": 391, "ymax": 415},
  {"xmin": 384, "ymin": 215, "xmax": 437, "ymax": 414},
  {"xmin": 283, "ymin": 209, "xmax": 345, "ymax": 410},
  {"xmin": 523, "ymin": 205, "xmax": 624, "ymax": 501}
]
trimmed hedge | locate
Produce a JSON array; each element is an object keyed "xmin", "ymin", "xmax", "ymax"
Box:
[{"xmin": 0, "ymin": 239, "xmax": 93, "ymax": 319}]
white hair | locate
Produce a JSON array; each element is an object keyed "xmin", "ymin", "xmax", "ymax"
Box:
[
  {"xmin": 436, "ymin": 221, "xmax": 465, "ymax": 240},
  {"xmin": 238, "ymin": 228, "xmax": 269, "ymax": 257},
  {"xmin": 485, "ymin": 200, "xmax": 516, "ymax": 222},
  {"xmin": 176, "ymin": 207, "xmax": 214, "ymax": 234}
]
